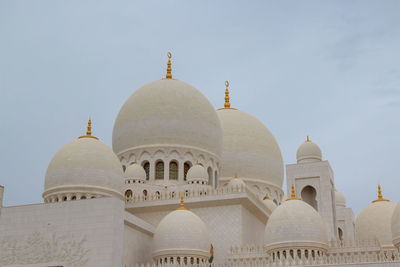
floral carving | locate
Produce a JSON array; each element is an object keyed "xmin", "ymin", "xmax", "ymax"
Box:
[{"xmin": 0, "ymin": 231, "xmax": 88, "ymax": 267}]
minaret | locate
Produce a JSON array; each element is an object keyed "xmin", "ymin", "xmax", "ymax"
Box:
[{"xmin": 286, "ymin": 136, "xmax": 339, "ymax": 241}]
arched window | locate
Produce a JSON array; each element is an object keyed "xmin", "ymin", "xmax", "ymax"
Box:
[
  {"xmin": 125, "ymin": 189, "xmax": 133, "ymax": 199},
  {"xmin": 301, "ymin": 185, "xmax": 318, "ymax": 211},
  {"xmin": 142, "ymin": 161, "xmax": 150, "ymax": 180},
  {"xmin": 214, "ymin": 171, "xmax": 218, "ymax": 188},
  {"xmin": 207, "ymin": 167, "xmax": 213, "ymax": 186},
  {"xmin": 184, "ymin": 161, "xmax": 192, "ymax": 181},
  {"xmin": 81, "ymin": 196, "xmax": 86, "ymax": 200},
  {"xmin": 338, "ymin": 227, "xmax": 343, "ymax": 241},
  {"xmin": 169, "ymin": 161, "xmax": 178, "ymax": 180},
  {"xmin": 155, "ymin": 161, "xmax": 164, "ymax": 180},
  {"xmin": 143, "ymin": 190, "xmax": 148, "ymax": 197},
  {"xmin": 122, "ymin": 165, "xmax": 126, "ymax": 172},
  {"xmin": 71, "ymin": 196, "xmax": 76, "ymax": 200}
]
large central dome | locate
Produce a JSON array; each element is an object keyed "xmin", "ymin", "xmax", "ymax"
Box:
[{"xmin": 113, "ymin": 79, "xmax": 222, "ymax": 158}]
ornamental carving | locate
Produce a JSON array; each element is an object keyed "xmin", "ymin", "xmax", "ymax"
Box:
[{"xmin": 0, "ymin": 231, "xmax": 88, "ymax": 267}]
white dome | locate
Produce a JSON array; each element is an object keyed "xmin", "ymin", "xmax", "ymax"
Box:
[
  {"xmin": 265, "ymin": 199, "xmax": 328, "ymax": 252},
  {"xmin": 227, "ymin": 176, "xmax": 246, "ymax": 189},
  {"xmin": 335, "ymin": 190, "xmax": 346, "ymax": 207},
  {"xmin": 153, "ymin": 204, "xmax": 210, "ymax": 261},
  {"xmin": 296, "ymin": 138, "xmax": 322, "ymax": 163},
  {"xmin": 124, "ymin": 162, "xmax": 146, "ymax": 181},
  {"xmin": 355, "ymin": 199, "xmax": 395, "ymax": 248},
  {"xmin": 217, "ymin": 108, "xmax": 283, "ymax": 187},
  {"xmin": 186, "ymin": 163, "xmax": 208, "ymax": 184},
  {"xmin": 44, "ymin": 137, "xmax": 124, "ymax": 200},
  {"xmin": 113, "ymin": 79, "xmax": 222, "ymax": 158},
  {"xmin": 391, "ymin": 201, "xmax": 400, "ymax": 248}
]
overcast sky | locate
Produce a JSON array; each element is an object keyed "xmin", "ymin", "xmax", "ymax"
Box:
[{"xmin": 1, "ymin": 1, "xmax": 399, "ymax": 215}]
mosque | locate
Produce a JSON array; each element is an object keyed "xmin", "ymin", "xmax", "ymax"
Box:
[{"xmin": 1, "ymin": 53, "xmax": 400, "ymax": 267}]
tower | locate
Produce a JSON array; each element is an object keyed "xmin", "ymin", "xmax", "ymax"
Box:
[{"xmin": 286, "ymin": 136, "xmax": 338, "ymax": 241}]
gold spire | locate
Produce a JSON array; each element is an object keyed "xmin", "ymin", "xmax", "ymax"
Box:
[
  {"xmin": 234, "ymin": 173, "xmax": 238, "ymax": 179},
  {"xmin": 306, "ymin": 135, "xmax": 310, "ymax": 142},
  {"xmin": 286, "ymin": 184, "xmax": 300, "ymax": 201},
  {"xmin": 263, "ymin": 193, "xmax": 270, "ymax": 200},
  {"xmin": 133, "ymin": 159, "xmax": 137, "ymax": 164},
  {"xmin": 177, "ymin": 195, "xmax": 187, "ymax": 210},
  {"xmin": 372, "ymin": 184, "xmax": 389, "ymax": 203},
  {"xmin": 79, "ymin": 118, "xmax": 99, "ymax": 140},
  {"xmin": 217, "ymin": 81, "xmax": 237, "ymax": 110},
  {"xmin": 196, "ymin": 160, "xmax": 199, "ymax": 165},
  {"xmin": 165, "ymin": 52, "xmax": 172, "ymax": 79},
  {"xmin": 224, "ymin": 81, "xmax": 230, "ymax": 108}
]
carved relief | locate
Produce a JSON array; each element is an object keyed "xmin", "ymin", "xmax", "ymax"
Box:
[{"xmin": 0, "ymin": 231, "xmax": 88, "ymax": 267}]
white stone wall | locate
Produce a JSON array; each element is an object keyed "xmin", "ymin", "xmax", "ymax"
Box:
[
  {"xmin": 123, "ymin": 223, "xmax": 153, "ymax": 266},
  {"xmin": 0, "ymin": 197, "xmax": 125, "ymax": 267}
]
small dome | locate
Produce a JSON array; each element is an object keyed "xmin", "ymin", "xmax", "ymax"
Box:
[
  {"xmin": 263, "ymin": 196, "xmax": 277, "ymax": 212},
  {"xmin": 124, "ymin": 162, "xmax": 146, "ymax": 181},
  {"xmin": 186, "ymin": 163, "xmax": 208, "ymax": 184},
  {"xmin": 217, "ymin": 108, "xmax": 283, "ymax": 187},
  {"xmin": 44, "ymin": 133, "xmax": 124, "ymax": 200},
  {"xmin": 296, "ymin": 137, "xmax": 322, "ymax": 163},
  {"xmin": 391, "ymin": 201, "xmax": 400, "ymax": 248},
  {"xmin": 227, "ymin": 175, "xmax": 246, "ymax": 189},
  {"xmin": 355, "ymin": 186, "xmax": 395, "ymax": 248},
  {"xmin": 265, "ymin": 198, "xmax": 328, "ymax": 252},
  {"xmin": 113, "ymin": 78, "xmax": 222, "ymax": 158},
  {"xmin": 335, "ymin": 190, "xmax": 346, "ymax": 207},
  {"xmin": 153, "ymin": 198, "xmax": 210, "ymax": 261}
]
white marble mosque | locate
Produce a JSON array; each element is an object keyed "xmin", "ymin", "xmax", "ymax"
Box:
[{"xmin": 1, "ymin": 54, "xmax": 400, "ymax": 267}]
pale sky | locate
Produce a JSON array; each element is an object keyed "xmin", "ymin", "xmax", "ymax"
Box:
[{"xmin": 1, "ymin": 0, "xmax": 399, "ymax": 216}]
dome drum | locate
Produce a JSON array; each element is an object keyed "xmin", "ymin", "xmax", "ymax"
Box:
[
  {"xmin": 43, "ymin": 185, "xmax": 122, "ymax": 203},
  {"xmin": 265, "ymin": 241, "xmax": 328, "ymax": 253},
  {"xmin": 152, "ymin": 249, "xmax": 210, "ymax": 264},
  {"xmin": 119, "ymin": 146, "xmax": 219, "ymax": 187}
]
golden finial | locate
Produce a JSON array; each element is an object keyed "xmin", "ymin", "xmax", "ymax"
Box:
[
  {"xmin": 79, "ymin": 118, "xmax": 99, "ymax": 140},
  {"xmin": 234, "ymin": 173, "xmax": 238, "ymax": 179},
  {"xmin": 306, "ymin": 135, "xmax": 310, "ymax": 142},
  {"xmin": 224, "ymin": 81, "xmax": 230, "ymax": 109},
  {"xmin": 196, "ymin": 160, "xmax": 199, "ymax": 165},
  {"xmin": 372, "ymin": 184, "xmax": 389, "ymax": 203},
  {"xmin": 217, "ymin": 80, "xmax": 238, "ymax": 110},
  {"xmin": 177, "ymin": 195, "xmax": 187, "ymax": 210},
  {"xmin": 165, "ymin": 52, "xmax": 172, "ymax": 79},
  {"xmin": 263, "ymin": 193, "xmax": 270, "ymax": 200},
  {"xmin": 287, "ymin": 184, "xmax": 300, "ymax": 201},
  {"xmin": 133, "ymin": 159, "xmax": 137, "ymax": 164}
]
